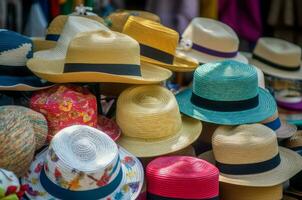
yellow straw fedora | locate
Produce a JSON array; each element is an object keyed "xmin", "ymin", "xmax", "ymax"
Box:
[
  {"xmin": 27, "ymin": 16, "xmax": 171, "ymax": 84},
  {"xmin": 122, "ymin": 16, "xmax": 199, "ymax": 72},
  {"xmin": 116, "ymin": 85, "xmax": 202, "ymax": 157},
  {"xmin": 199, "ymin": 124, "xmax": 302, "ymax": 187}
]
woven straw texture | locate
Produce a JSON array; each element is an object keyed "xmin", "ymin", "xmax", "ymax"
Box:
[
  {"xmin": 0, "ymin": 106, "xmax": 36, "ymax": 177},
  {"xmin": 285, "ymin": 131, "xmax": 302, "ymax": 149},
  {"xmin": 116, "ymin": 85, "xmax": 202, "ymax": 157}
]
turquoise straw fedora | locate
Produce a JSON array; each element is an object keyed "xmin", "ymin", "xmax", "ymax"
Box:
[{"xmin": 176, "ymin": 60, "xmax": 277, "ymax": 125}]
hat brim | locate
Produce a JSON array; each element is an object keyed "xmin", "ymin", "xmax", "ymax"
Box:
[
  {"xmin": 176, "ymin": 49, "xmax": 248, "ymax": 64},
  {"xmin": 0, "ymin": 76, "xmax": 54, "ymax": 91},
  {"xmin": 250, "ymin": 58, "xmax": 302, "ymax": 80},
  {"xmin": 276, "ymin": 120, "xmax": 297, "ymax": 139},
  {"xmin": 176, "ymin": 88, "xmax": 277, "ymax": 125},
  {"xmin": 26, "ymin": 58, "xmax": 172, "ymax": 84},
  {"xmin": 140, "ymin": 51, "xmax": 199, "ymax": 72},
  {"xmin": 32, "ymin": 38, "xmax": 57, "ymax": 52},
  {"xmin": 198, "ymin": 147, "xmax": 302, "ymax": 187},
  {"xmin": 21, "ymin": 146, "xmax": 144, "ymax": 200},
  {"xmin": 117, "ymin": 115, "xmax": 202, "ymax": 157}
]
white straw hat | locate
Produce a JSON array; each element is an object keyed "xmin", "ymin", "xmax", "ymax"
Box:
[
  {"xmin": 251, "ymin": 37, "xmax": 302, "ymax": 80},
  {"xmin": 21, "ymin": 125, "xmax": 144, "ymax": 200},
  {"xmin": 116, "ymin": 85, "xmax": 202, "ymax": 157},
  {"xmin": 199, "ymin": 124, "xmax": 302, "ymax": 187},
  {"xmin": 177, "ymin": 17, "xmax": 248, "ymax": 64}
]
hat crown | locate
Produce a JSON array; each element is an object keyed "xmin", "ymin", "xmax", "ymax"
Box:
[
  {"xmin": 0, "ymin": 30, "xmax": 33, "ymax": 66},
  {"xmin": 254, "ymin": 37, "xmax": 301, "ymax": 67},
  {"xmin": 193, "ymin": 60, "xmax": 258, "ymax": 101},
  {"xmin": 212, "ymin": 124, "xmax": 279, "ymax": 165},
  {"xmin": 182, "ymin": 18, "xmax": 239, "ymax": 52},
  {"xmin": 45, "ymin": 125, "xmax": 121, "ymax": 191},
  {"xmin": 116, "ymin": 85, "xmax": 182, "ymax": 139}
]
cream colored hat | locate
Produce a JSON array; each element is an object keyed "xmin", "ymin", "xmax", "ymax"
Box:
[
  {"xmin": 251, "ymin": 37, "xmax": 302, "ymax": 80},
  {"xmin": 27, "ymin": 16, "xmax": 171, "ymax": 84},
  {"xmin": 199, "ymin": 124, "xmax": 302, "ymax": 187},
  {"xmin": 116, "ymin": 85, "xmax": 202, "ymax": 157},
  {"xmin": 178, "ymin": 17, "xmax": 248, "ymax": 64}
]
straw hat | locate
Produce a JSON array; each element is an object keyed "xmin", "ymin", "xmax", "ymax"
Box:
[
  {"xmin": 21, "ymin": 125, "xmax": 144, "ymax": 200},
  {"xmin": 116, "ymin": 85, "xmax": 202, "ymax": 157},
  {"xmin": 107, "ymin": 10, "xmax": 160, "ymax": 32},
  {"xmin": 220, "ymin": 182, "xmax": 283, "ymax": 200},
  {"xmin": 0, "ymin": 168, "xmax": 21, "ymax": 199},
  {"xmin": 32, "ymin": 14, "xmax": 104, "ymax": 52},
  {"xmin": 27, "ymin": 16, "xmax": 171, "ymax": 84},
  {"xmin": 0, "ymin": 30, "xmax": 53, "ymax": 91},
  {"xmin": 275, "ymin": 90, "xmax": 302, "ymax": 111},
  {"xmin": 176, "ymin": 60, "xmax": 277, "ymax": 125},
  {"xmin": 199, "ymin": 124, "xmax": 302, "ymax": 186},
  {"xmin": 285, "ymin": 131, "xmax": 302, "ymax": 154},
  {"xmin": 177, "ymin": 17, "xmax": 248, "ymax": 64},
  {"xmin": 146, "ymin": 156, "xmax": 219, "ymax": 199},
  {"xmin": 261, "ymin": 110, "xmax": 297, "ymax": 139},
  {"xmin": 251, "ymin": 37, "xmax": 302, "ymax": 80},
  {"xmin": 122, "ymin": 16, "xmax": 199, "ymax": 72}
]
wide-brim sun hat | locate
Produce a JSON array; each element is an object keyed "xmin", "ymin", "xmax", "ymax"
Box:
[
  {"xmin": 250, "ymin": 37, "xmax": 302, "ymax": 80},
  {"xmin": 116, "ymin": 85, "xmax": 202, "ymax": 157},
  {"xmin": 198, "ymin": 124, "xmax": 302, "ymax": 187},
  {"xmin": 176, "ymin": 60, "xmax": 277, "ymax": 125},
  {"xmin": 122, "ymin": 16, "xmax": 199, "ymax": 72},
  {"xmin": 21, "ymin": 125, "xmax": 144, "ymax": 200},
  {"xmin": 27, "ymin": 16, "xmax": 171, "ymax": 84},
  {"xmin": 177, "ymin": 17, "xmax": 247, "ymax": 64}
]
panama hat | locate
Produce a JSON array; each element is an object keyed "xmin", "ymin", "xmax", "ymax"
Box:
[
  {"xmin": 21, "ymin": 125, "xmax": 144, "ymax": 200},
  {"xmin": 285, "ymin": 131, "xmax": 302, "ymax": 153},
  {"xmin": 122, "ymin": 16, "xmax": 199, "ymax": 72},
  {"xmin": 199, "ymin": 124, "xmax": 302, "ymax": 187},
  {"xmin": 177, "ymin": 18, "xmax": 247, "ymax": 64},
  {"xmin": 107, "ymin": 10, "xmax": 160, "ymax": 32},
  {"xmin": 0, "ymin": 30, "xmax": 53, "ymax": 91},
  {"xmin": 220, "ymin": 182, "xmax": 283, "ymax": 200},
  {"xmin": 176, "ymin": 60, "xmax": 277, "ymax": 125},
  {"xmin": 251, "ymin": 37, "xmax": 302, "ymax": 80},
  {"xmin": 261, "ymin": 110, "xmax": 297, "ymax": 139},
  {"xmin": 146, "ymin": 156, "xmax": 219, "ymax": 199},
  {"xmin": 28, "ymin": 16, "xmax": 171, "ymax": 84},
  {"xmin": 116, "ymin": 85, "xmax": 202, "ymax": 157},
  {"xmin": 275, "ymin": 90, "xmax": 302, "ymax": 111}
]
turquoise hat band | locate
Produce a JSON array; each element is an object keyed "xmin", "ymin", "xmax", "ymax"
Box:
[{"xmin": 190, "ymin": 93, "xmax": 259, "ymax": 112}]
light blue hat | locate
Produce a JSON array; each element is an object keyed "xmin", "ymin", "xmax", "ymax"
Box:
[
  {"xmin": 176, "ymin": 60, "xmax": 277, "ymax": 125},
  {"xmin": 0, "ymin": 29, "xmax": 53, "ymax": 91}
]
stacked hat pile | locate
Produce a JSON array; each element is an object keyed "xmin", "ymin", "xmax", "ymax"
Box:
[{"xmin": 0, "ymin": 7, "xmax": 301, "ymax": 200}]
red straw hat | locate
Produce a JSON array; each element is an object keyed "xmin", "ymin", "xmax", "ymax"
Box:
[{"xmin": 146, "ymin": 156, "xmax": 219, "ymax": 199}]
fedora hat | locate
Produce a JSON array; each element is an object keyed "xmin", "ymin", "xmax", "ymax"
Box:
[
  {"xmin": 261, "ymin": 110, "xmax": 297, "ymax": 139},
  {"xmin": 122, "ymin": 16, "xmax": 199, "ymax": 72},
  {"xmin": 107, "ymin": 10, "xmax": 160, "ymax": 32},
  {"xmin": 285, "ymin": 131, "xmax": 302, "ymax": 154},
  {"xmin": 0, "ymin": 30, "xmax": 53, "ymax": 91},
  {"xmin": 251, "ymin": 37, "xmax": 302, "ymax": 80},
  {"xmin": 199, "ymin": 124, "xmax": 302, "ymax": 187},
  {"xmin": 21, "ymin": 125, "xmax": 144, "ymax": 200},
  {"xmin": 176, "ymin": 60, "xmax": 277, "ymax": 125},
  {"xmin": 116, "ymin": 85, "xmax": 202, "ymax": 157},
  {"xmin": 220, "ymin": 182, "xmax": 283, "ymax": 200},
  {"xmin": 28, "ymin": 16, "xmax": 171, "ymax": 84},
  {"xmin": 146, "ymin": 156, "xmax": 219, "ymax": 199},
  {"xmin": 177, "ymin": 18, "xmax": 248, "ymax": 64}
]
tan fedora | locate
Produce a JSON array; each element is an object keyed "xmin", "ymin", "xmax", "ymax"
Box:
[
  {"xmin": 199, "ymin": 124, "xmax": 302, "ymax": 187},
  {"xmin": 178, "ymin": 17, "xmax": 248, "ymax": 64},
  {"xmin": 251, "ymin": 37, "xmax": 302, "ymax": 80},
  {"xmin": 122, "ymin": 16, "xmax": 199, "ymax": 72},
  {"xmin": 27, "ymin": 16, "xmax": 171, "ymax": 84},
  {"xmin": 116, "ymin": 85, "xmax": 202, "ymax": 157},
  {"xmin": 285, "ymin": 131, "xmax": 302, "ymax": 151},
  {"xmin": 220, "ymin": 182, "xmax": 283, "ymax": 200}
]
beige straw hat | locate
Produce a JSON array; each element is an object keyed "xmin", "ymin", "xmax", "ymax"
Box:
[
  {"xmin": 116, "ymin": 85, "xmax": 202, "ymax": 157},
  {"xmin": 285, "ymin": 131, "xmax": 302, "ymax": 151},
  {"xmin": 27, "ymin": 16, "xmax": 171, "ymax": 84},
  {"xmin": 220, "ymin": 182, "xmax": 283, "ymax": 200},
  {"xmin": 199, "ymin": 124, "xmax": 302, "ymax": 187}
]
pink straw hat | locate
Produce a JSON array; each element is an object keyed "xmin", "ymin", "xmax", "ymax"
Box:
[{"xmin": 146, "ymin": 156, "xmax": 219, "ymax": 199}]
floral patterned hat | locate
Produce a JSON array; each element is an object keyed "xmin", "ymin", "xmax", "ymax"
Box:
[{"xmin": 21, "ymin": 125, "xmax": 144, "ymax": 200}]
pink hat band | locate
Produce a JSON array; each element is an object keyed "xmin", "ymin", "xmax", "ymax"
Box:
[{"xmin": 146, "ymin": 156, "xmax": 219, "ymax": 199}]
